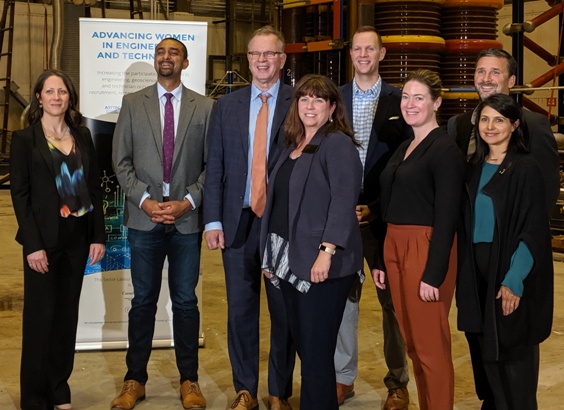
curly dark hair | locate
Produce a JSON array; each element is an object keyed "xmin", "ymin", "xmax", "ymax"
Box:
[{"xmin": 27, "ymin": 69, "xmax": 83, "ymax": 129}]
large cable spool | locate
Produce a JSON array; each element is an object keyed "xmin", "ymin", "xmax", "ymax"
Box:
[
  {"xmin": 440, "ymin": 0, "xmax": 504, "ymax": 117},
  {"xmin": 374, "ymin": 0, "xmax": 445, "ymax": 87},
  {"xmin": 379, "ymin": 35, "xmax": 445, "ymax": 87}
]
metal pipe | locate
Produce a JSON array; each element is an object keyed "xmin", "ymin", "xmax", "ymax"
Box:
[
  {"xmin": 528, "ymin": 2, "xmax": 564, "ymax": 30},
  {"xmin": 528, "ymin": 62, "xmax": 564, "ymax": 88},
  {"xmin": 560, "ymin": 12, "xmax": 564, "ymax": 133},
  {"xmin": 50, "ymin": 0, "xmax": 64, "ymax": 69},
  {"xmin": 512, "ymin": 85, "xmax": 564, "ymax": 93},
  {"xmin": 512, "ymin": 0, "xmax": 525, "ymax": 105},
  {"xmin": 524, "ymin": 36, "xmax": 558, "ymax": 66},
  {"xmin": 523, "ymin": 96, "xmax": 557, "ymax": 124},
  {"xmin": 439, "ymin": 85, "xmax": 564, "ymax": 93}
]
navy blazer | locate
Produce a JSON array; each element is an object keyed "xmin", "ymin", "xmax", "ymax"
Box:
[
  {"xmin": 10, "ymin": 122, "xmax": 105, "ymax": 255},
  {"xmin": 260, "ymin": 130, "xmax": 363, "ymax": 281},
  {"xmin": 339, "ymin": 80, "xmax": 411, "ymax": 269},
  {"xmin": 339, "ymin": 80, "xmax": 410, "ymax": 211},
  {"xmin": 204, "ymin": 83, "xmax": 293, "ymax": 247}
]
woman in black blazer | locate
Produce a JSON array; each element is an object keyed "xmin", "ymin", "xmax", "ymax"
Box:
[
  {"xmin": 10, "ymin": 70, "xmax": 105, "ymax": 410},
  {"xmin": 379, "ymin": 69, "xmax": 465, "ymax": 410},
  {"xmin": 260, "ymin": 75, "xmax": 363, "ymax": 409}
]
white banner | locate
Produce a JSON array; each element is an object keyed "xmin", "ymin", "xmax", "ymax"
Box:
[
  {"xmin": 77, "ymin": 18, "xmax": 207, "ymax": 350},
  {"xmin": 80, "ymin": 18, "xmax": 208, "ymax": 122}
]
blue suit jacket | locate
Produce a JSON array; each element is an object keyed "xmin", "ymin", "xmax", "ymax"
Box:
[
  {"xmin": 204, "ymin": 83, "xmax": 294, "ymax": 247},
  {"xmin": 339, "ymin": 80, "xmax": 410, "ymax": 269},
  {"xmin": 340, "ymin": 80, "xmax": 410, "ymax": 210}
]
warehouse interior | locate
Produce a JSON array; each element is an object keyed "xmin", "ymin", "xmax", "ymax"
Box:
[{"xmin": 1, "ymin": 0, "xmax": 564, "ymax": 408}]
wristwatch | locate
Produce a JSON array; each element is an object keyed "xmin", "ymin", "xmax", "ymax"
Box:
[{"xmin": 318, "ymin": 244, "xmax": 336, "ymax": 255}]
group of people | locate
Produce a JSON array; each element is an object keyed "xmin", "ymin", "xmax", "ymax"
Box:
[{"xmin": 10, "ymin": 23, "xmax": 556, "ymax": 410}]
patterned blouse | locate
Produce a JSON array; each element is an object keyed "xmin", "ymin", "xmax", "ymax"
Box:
[{"xmin": 47, "ymin": 136, "xmax": 93, "ymax": 218}]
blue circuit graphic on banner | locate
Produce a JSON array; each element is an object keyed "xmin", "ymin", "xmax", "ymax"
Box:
[{"xmin": 84, "ymin": 118, "xmax": 130, "ymax": 275}]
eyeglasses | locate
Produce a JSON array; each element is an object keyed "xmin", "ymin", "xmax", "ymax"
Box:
[{"xmin": 247, "ymin": 51, "xmax": 282, "ymax": 60}]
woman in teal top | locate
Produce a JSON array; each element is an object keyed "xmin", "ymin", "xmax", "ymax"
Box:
[{"xmin": 457, "ymin": 94, "xmax": 554, "ymax": 410}]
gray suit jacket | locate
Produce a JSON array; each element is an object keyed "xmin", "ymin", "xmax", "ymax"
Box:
[
  {"xmin": 260, "ymin": 130, "xmax": 364, "ymax": 281},
  {"xmin": 112, "ymin": 83, "xmax": 214, "ymax": 234}
]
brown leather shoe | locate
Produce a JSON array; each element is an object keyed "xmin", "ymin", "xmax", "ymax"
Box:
[
  {"xmin": 336, "ymin": 383, "xmax": 355, "ymax": 406},
  {"xmin": 269, "ymin": 395, "xmax": 292, "ymax": 410},
  {"xmin": 110, "ymin": 380, "xmax": 146, "ymax": 410},
  {"xmin": 180, "ymin": 380, "xmax": 206, "ymax": 409},
  {"xmin": 383, "ymin": 387, "xmax": 409, "ymax": 410},
  {"xmin": 230, "ymin": 390, "xmax": 258, "ymax": 410}
]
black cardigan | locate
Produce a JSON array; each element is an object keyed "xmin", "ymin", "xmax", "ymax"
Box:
[
  {"xmin": 379, "ymin": 126, "xmax": 465, "ymax": 287},
  {"xmin": 457, "ymin": 151, "xmax": 554, "ymax": 361}
]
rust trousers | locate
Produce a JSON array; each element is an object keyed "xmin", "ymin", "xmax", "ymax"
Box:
[{"xmin": 384, "ymin": 224, "xmax": 457, "ymax": 410}]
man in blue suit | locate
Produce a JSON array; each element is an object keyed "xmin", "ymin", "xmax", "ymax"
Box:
[
  {"xmin": 335, "ymin": 26, "xmax": 410, "ymax": 409},
  {"xmin": 203, "ymin": 26, "xmax": 295, "ymax": 410}
]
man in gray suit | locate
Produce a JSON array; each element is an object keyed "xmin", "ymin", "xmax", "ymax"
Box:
[{"xmin": 111, "ymin": 38, "xmax": 214, "ymax": 410}]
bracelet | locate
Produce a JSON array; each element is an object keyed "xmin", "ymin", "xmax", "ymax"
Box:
[{"xmin": 318, "ymin": 244, "xmax": 336, "ymax": 255}]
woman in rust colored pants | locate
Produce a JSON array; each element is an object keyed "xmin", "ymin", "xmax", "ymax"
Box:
[{"xmin": 377, "ymin": 69, "xmax": 464, "ymax": 410}]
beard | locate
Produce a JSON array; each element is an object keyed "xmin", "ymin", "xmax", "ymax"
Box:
[{"xmin": 157, "ymin": 64, "xmax": 174, "ymax": 77}]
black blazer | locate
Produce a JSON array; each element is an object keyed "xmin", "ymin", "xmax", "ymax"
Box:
[
  {"xmin": 447, "ymin": 109, "xmax": 560, "ymax": 215},
  {"xmin": 260, "ymin": 130, "xmax": 364, "ymax": 281},
  {"xmin": 10, "ymin": 122, "xmax": 105, "ymax": 255}
]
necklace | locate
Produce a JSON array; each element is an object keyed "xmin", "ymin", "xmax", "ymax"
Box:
[
  {"xmin": 44, "ymin": 126, "xmax": 69, "ymax": 141},
  {"xmin": 486, "ymin": 154, "xmax": 504, "ymax": 164}
]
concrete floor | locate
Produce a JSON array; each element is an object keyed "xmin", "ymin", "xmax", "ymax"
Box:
[{"xmin": 0, "ymin": 189, "xmax": 563, "ymax": 409}]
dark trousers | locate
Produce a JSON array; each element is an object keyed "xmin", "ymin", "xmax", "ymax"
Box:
[
  {"xmin": 469, "ymin": 243, "xmax": 540, "ymax": 410},
  {"xmin": 466, "ymin": 332, "xmax": 497, "ymax": 409},
  {"xmin": 281, "ymin": 274, "xmax": 356, "ymax": 410},
  {"xmin": 222, "ymin": 209, "xmax": 295, "ymax": 398},
  {"xmin": 20, "ymin": 216, "xmax": 89, "ymax": 410},
  {"xmin": 125, "ymin": 225, "xmax": 202, "ymax": 384},
  {"xmin": 482, "ymin": 344, "xmax": 539, "ymax": 410}
]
